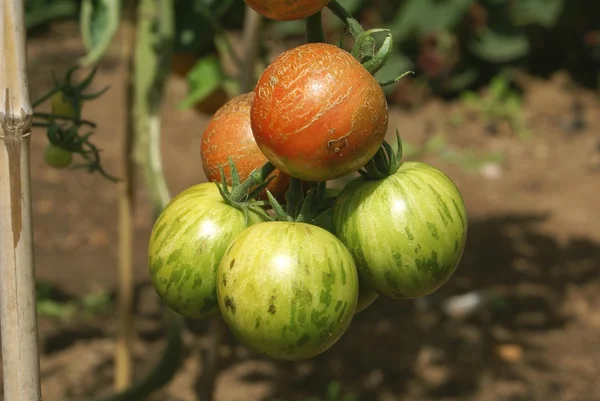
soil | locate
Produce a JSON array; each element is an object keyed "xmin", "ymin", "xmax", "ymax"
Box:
[{"xmin": 1, "ymin": 21, "xmax": 600, "ymax": 401}]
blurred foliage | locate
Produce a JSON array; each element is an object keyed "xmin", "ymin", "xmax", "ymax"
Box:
[{"xmin": 24, "ymin": 0, "xmax": 600, "ymax": 108}]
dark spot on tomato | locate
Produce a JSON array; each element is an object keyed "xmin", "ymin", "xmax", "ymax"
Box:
[
  {"xmin": 230, "ymin": 259, "xmax": 235, "ymax": 269},
  {"xmin": 268, "ymin": 304, "xmax": 276, "ymax": 315},
  {"xmin": 415, "ymin": 250, "xmax": 441, "ymax": 279},
  {"xmin": 224, "ymin": 296, "xmax": 236, "ymax": 315},
  {"xmin": 192, "ymin": 277, "xmax": 203, "ymax": 289},
  {"xmin": 335, "ymin": 300, "xmax": 343, "ymax": 312},
  {"xmin": 297, "ymin": 334, "xmax": 311, "ymax": 347},
  {"xmin": 255, "ymin": 317, "xmax": 261, "ymax": 329},
  {"xmin": 384, "ymin": 271, "xmax": 399, "ymax": 291},
  {"xmin": 427, "ymin": 222, "xmax": 439, "ymax": 240},
  {"xmin": 222, "ymin": 273, "xmax": 227, "ymax": 287},
  {"xmin": 305, "ymin": 225, "xmax": 313, "ymax": 234},
  {"xmin": 405, "ymin": 227, "xmax": 414, "ymax": 241},
  {"xmin": 454, "ymin": 240, "xmax": 459, "ymax": 253},
  {"xmin": 392, "ymin": 251, "xmax": 402, "ymax": 267}
]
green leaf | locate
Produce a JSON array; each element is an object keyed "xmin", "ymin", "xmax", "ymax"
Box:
[
  {"xmin": 390, "ymin": 0, "xmax": 475, "ymax": 42},
  {"xmin": 79, "ymin": 0, "xmax": 121, "ymax": 67},
  {"xmin": 468, "ymin": 27, "xmax": 529, "ymax": 63},
  {"xmin": 26, "ymin": 1, "xmax": 79, "ymax": 30},
  {"xmin": 178, "ymin": 55, "xmax": 225, "ymax": 109},
  {"xmin": 510, "ymin": 0, "xmax": 564, "ymax": 27}
]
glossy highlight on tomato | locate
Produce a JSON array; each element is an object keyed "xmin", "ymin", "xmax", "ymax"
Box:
[
  {"xmin": 244, "ymin": 0, "xmax": 331, "ymax": 21},
  {"xmin": 333, "ymin": 161, "xmax": 468, "ymax": 299},
  {"xmin": 148, "ymin": 183, "xmax": 267, "ymax": 319},
  {"xmin": 217, "ymin": 221, "xmax": 359, "ymax": 361},
  {"xmin": 201, "ymin": 92, "xmax": 290, "ymax": 199},
  {"xmin": 251, "ymin": 43, "xmax": 389, "ymax": 182}
]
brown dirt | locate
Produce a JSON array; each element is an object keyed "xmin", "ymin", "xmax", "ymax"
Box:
[{"xmin": 2, "ymin": 21, "xmax": 600, "ymax": 401}]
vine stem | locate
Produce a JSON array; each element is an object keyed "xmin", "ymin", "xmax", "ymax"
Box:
[
  {"xmin": 115, "ymin": 0, "xmax": 138, "ymax": 390},
  {"xmin": 0, "ymin": 0, "xmax": 42, "ymax": 400},
  {"xmin": 326, "ymin": 0, "xmax": 365, "ymax": 39},
  {"xmin": 240, "ymin": 5, "xmax": 263, "ymax": 93},
  {"xmin": 306, "ymin": 11, "xmax": 326, "ymax": 43}
]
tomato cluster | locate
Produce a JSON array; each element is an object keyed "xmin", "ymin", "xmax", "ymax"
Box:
[{"xmin": 148, "ymin": 1, "xmax": 468, "ymax": 362}]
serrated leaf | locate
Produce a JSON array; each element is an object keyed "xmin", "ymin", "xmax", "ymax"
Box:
[
  {"xmin": 178, "ymin": 55, "xmax": 225, "ymax": 109},
  {"xmin": 79, "ymin": 0, "xmax": 121, "ymax": 67},
  {"xmin": 468, "ymin": 27, "xmax": 529, "ymax": 63}
]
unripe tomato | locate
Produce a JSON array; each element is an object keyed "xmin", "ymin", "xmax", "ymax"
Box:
[
  {"xmin": 217, "ymin": 221, "xmax": 359, "ymax": 361},
  {"xmin": 44, "ymin": 144, "xmax": 73, "ymax": 169},
  {"xmin": 244, "ymin": 0, "xmax": 331, "ymax": 21},
  {"xmin": 333, "ymin": 161, "xmax": 468, "ymax": 299},
  {"xmin": 251, "ymin": 43, "xmax": 389, "ymax": 182},
  {"xmin": 148, "ymin": 183, "xmax": 268, "ymax": 319},
  {"xmin": 50, "ymin": 91, "xmax": 81, "ymax": 118},
  {"xmin": 201, "ymin": 92, "xmax": 290, "ymax": 200}
]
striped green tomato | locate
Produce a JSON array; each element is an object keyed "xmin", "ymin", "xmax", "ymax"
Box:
[
  {"xmin": 148, "ymin": 182, "xmax": 266, "ymax": 319},
  {"xmin": 217, "ymin": 221, "xmax": 359, "ymax": 361},
  {"xmin": 332, "ymin": 161, "xmax": 468, "ymax": 299}
]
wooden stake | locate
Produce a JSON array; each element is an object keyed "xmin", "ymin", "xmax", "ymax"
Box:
[{"xmin": 0, "ymin": 0, "xmax": 43, "ymax": 400}]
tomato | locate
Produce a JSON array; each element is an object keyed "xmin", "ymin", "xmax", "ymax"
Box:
[
  {"xmin": 217, "ymin": 221, "xmax": 359, "ymax": 361},
  {"xmin": 251, "ymin": 43, "xmax": 388, "ymax": 182},
  {"xmin": 148, "ymin": 183, "xmax": 267, "ymax": 319},
  {"xmin": 201, "ymin": 92, "xmax": 290, "ymax": 200},
  {"xmin": 332, "ymin": 161, "xmax": 468, "ymax": 299},
  {"xmin": 50, "ymin": 91, "xmax": 81, "ymax": 118},
  {"xmin": 312, "ymin": 206, "xmax": 378, "ymax": 314},
  {"xmin": 244, "ymin": 0, "xmax": 331, "ymax": 21},
  {"xmin": 43, "ymin": 143, "xmax": 73, "ymax": 169}
]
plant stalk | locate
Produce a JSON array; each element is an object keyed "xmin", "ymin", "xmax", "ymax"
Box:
[
  {"xmin": 115, "ymin": 0, "xmax": 138, "ymax": 390},
  {"xmin": 0, "ymin": 0, "xmax": 42, "ymax": 400},
  {"xmin": 240, "ymin": 5, "xmax": 263, "ymax": 93},
  {"xmin": 306, "ymin": 11, "xmax": 325, "ymax": 43}
]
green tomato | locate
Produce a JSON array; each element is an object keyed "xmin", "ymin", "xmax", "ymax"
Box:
[
  {"xmin": 44, "ymin": 143, "xmax": 73, "ymax": 169},
  {"xmin": 217, "ymin": 221, "xmax": 359, "ymax": 361},
  {"xmin": 332, "ymin": 161, "xmax": 468, "ymax": 299},
  {"xmin": 312, "ymin": 206, "xmax": 378, "ymax": 314},
  {"xmin": 50, "ymin": 91, "xmax": 82, "ymax": 118},
  {"xmin": 148, "ymin": 182, "xmax": 267, "ymax": 319}
]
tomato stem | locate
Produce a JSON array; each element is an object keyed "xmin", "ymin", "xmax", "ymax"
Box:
[
  {"xmin": 358, "ymin": 129, "xmax": 404, "ymax": 180},
  {"xmin": 326, "ymin": 1, "xmax": 364, "ymax": 40},
  {"xmin": 306, "ymin": 11, "xmax": 326, "ymax": 43},
  {"xmin": 285, "ymin": 177, "xmax": 305, "ymax": 218},
  {"xmin": 227, "ymin": 160, "xmax": 276, "ymax": 203}
]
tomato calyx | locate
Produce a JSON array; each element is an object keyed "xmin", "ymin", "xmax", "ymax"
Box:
[
  {"xmin": 358, "ymin": 129, "xmax": 404, "ymax": 180},
  {"xmin": 213, "ymin": 158, "xmax": 278, "ymax": 220},
  {"xmin": 260, "ymin": 178, "xmax": 335, "ymax": 226}
]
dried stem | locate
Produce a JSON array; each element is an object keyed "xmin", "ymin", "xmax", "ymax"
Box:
[
  {"xmin": 0, "ymin": 0, "xmax": 42, "ymax": 400},
  {"xmin": 115, "ymin": 0, "xmax": 138, "ymax": 390}
]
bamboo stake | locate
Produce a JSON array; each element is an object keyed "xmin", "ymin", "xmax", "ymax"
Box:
[{"xmin": 0, "ymin": 0, "xmax": 43, "ymax": 400}]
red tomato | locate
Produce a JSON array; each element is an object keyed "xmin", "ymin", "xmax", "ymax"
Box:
[
  {"xmin": 244, "ymin": 0, "xmax": 331, "ymax": 21},
  {"xmin": 250, "ymin": 43, "xmax": 389, "ymax": 182},
  {"xmin": 201, "ymin": 92, "xmax": 290, "ymax": 199}
]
